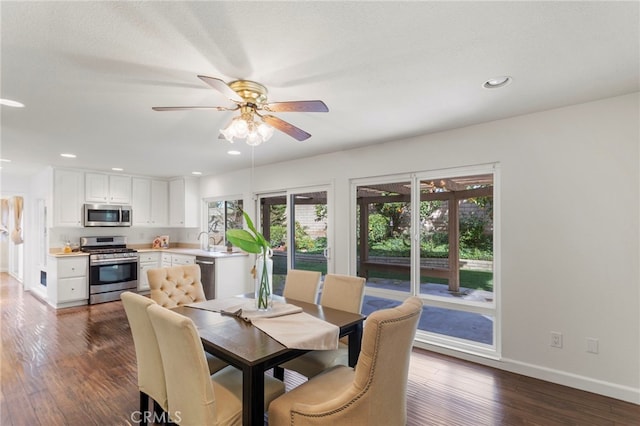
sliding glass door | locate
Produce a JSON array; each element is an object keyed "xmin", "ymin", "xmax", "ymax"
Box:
[
  {"xmin": 353, "ymin": 166, "xmax": 498, "ymax": 356},
  {"xmin": 258, "ymin": 186, "xmax": 331, "ymax": 296}
]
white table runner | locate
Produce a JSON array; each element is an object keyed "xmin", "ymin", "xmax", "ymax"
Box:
[{"xmin": 187, "ymin": 298, "xmax": 339, "ymax": 350}]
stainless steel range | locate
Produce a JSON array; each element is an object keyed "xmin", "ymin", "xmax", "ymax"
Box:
[{"xmin": 80, "ymin": 236, "xmax": 138, "ymax": 304}]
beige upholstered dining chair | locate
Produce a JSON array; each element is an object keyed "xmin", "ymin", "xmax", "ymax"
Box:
[
  {"xmin": 278, "ymin": 273, "xmax": 366, "ymax": 379},
  {"xmin": 121, "ymin": 291, "xmax": 168, "ymax": 424},
  {"xmin": 147, "ymin": 264, "xmax": 207, "ymax": 308},
  {"xmin": 146, "ymin": 265, "xmax": 227, "ymax": 374},
  {"xmin": 269, "ymin": 296, "xmax": 423, "ymax": 426},
  {"xmin": 282, "ymin": 269, "xmax": 322, "ymax": 304},
  {"xmin": 147, "ymin": 303, "xmax": 286, "ymax": 426}
]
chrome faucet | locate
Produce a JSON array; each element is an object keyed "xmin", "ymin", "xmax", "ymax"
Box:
[
  {"xmin": 197, "ymin": 231, "xmax": 218, "ymax": 252},
  {"xmin": 197, "ymin": 231, "xmax": 212, "ymax": 251}
]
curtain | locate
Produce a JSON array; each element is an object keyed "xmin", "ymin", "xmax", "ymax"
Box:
[
  {"xmin": 0, "ymin": 198, "xmax": 8, "ymax": 238},
  {"xmin": 11, "ymin": 196, "xmax": 23, "ymax": 245}
]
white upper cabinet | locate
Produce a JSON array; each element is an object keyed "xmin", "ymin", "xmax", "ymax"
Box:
[
  {"xmin": 132, "ymin": 178, "xmax": 168, "ymax": 227},
  {"xmin": 85, "ymin": 173, "xmax": 131, "ymax": 204},
  {"xmin": 109, "ymin": 175, "xmax": 132, "ymax": 204},
  {"xmin": 54, "ymin": 169, "xmax": 84, "ymax": 227},
  {"xmin": 169, "ymin": 177, "xmax": 199, "ymax": 227}
]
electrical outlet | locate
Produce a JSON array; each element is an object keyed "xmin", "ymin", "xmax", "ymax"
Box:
[
  {"xmin": 587, "ymin": 337, "xmax": 599, "ymax": 354},
  {"xmin": 550, "ymin": 331, "xmax": 563, "ymax": 348}
]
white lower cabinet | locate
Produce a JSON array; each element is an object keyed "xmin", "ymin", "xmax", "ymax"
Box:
[
  {"xmin": 138, "ymin": 252, "xmax": 161, "ymax": 292},
  {"xmin": 160, "ymin": 253, "xmax": 196, "ymax": 268},
  {"xmin": 168, "ymin": 254, "xmax": 195, "ymax": 266},
  {"xmin": 48, "ymin": 256, "xmax": 89, "ymax": 308}
]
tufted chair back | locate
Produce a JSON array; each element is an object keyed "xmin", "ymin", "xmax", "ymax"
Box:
[
  {"xmin": 148, "ymin": 265, "xmax": 207, "ymax": 308},
  {"xmin": 269, "ymin": 296, "xmax": 423, "ymax": 425}
]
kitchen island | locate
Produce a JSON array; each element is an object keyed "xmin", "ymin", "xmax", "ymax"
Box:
[{"xmin": 136, "ymin": 247, "xmax": 249, "ymax": 299}]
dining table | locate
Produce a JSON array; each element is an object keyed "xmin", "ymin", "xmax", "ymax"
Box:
[{"xmin": 172, "ymin": 294, "xmax": 366, "ymax": 426}]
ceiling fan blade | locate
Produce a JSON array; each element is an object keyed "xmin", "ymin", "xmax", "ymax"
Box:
[
  {"xmin": 263, "ymin": 100, "xmax": 328, "ymax": 113},
  {"xmin": 197, "ymin": 75, "xmax": 243, "ymax": 103},
  {"xmin": 262, "ymin": 115, "xmax": 311, "ymax": 141},
  {"xmin": 152, "ymin": 106, "xmax": 234, "ymax": 111}
]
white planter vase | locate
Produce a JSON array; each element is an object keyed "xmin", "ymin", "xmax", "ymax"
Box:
[{"xmin": 255, "ymin": 250, "xmax": 273, "ymax": 311}]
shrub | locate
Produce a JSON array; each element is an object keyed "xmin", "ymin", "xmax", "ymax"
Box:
[
  {"xmin": 269, "ymin": 225, "xmax": 286, "ymax": 248},
  {"xmin": 368, "ymin": 213, "xmax": 389, "ymax": 243}
]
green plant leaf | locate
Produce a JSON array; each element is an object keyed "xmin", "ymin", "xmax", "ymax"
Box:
[
  {"xmin": 226, "ymin": 229, "xmax": 263, "ymax": 254},
  {"xmin": 240, "ymin": 210, "xmax": 269, "ymax": 250},
  {"xmin": 241, "ymin": 210, "xmax": 266, "ymax": 247}
]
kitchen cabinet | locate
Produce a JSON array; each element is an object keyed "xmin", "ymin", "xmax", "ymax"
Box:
[
  {"xmin": 132, "ymin": 178, "xmax": 168, "ymax": 226},
  {"xmin": 85, "ymin": 173, "xmax": 131, "ymax": 204},
  {"xmin": 170, "ymin": 253, "xmax": 195, "ymax": 266},
  {"xmin": 138, "ymin": 252, "xmax": 161, "ymax": 292},
  {"xmin": 47, "ymin": 255, "xmax": 88, "ymax": 308},
  {"xmin": 215, "ymin": 255, "xmax": 249, "ymax": 299},
  {"xmin": 169, "ymin": 177, "xmax": 200, "ymax": 227},
  {"xmin": 161, "ymin": 252, "xmax": 196, "ymax": 268},
  {"xmin": 54, "ymin": 169, "xmax": 84, "ymax": 227}
]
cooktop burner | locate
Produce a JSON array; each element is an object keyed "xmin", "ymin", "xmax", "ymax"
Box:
[
  {"xmin": 79, "ymin": 236, "xmax": 136, "ymax": 256},
  {"xmin": 81, "ymin": 248, "xmax": 137, "ymax": 254}
]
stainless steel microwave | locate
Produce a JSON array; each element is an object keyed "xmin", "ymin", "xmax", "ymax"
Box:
[{"xmin": 83, "ymin": 204, "xmax": 132, "ymax": 227}]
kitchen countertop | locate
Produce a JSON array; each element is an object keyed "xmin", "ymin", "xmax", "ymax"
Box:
[
  {"xmin": 49, "ymin": 251, "xmax": 90, "ymax": 258},
  {"xmin": 50, "ymin": 248, "xmax": 248, "ymax": 258},
  {"xmin": 136, "ymin": 248, "xmax": 248, "ymax": 258}
]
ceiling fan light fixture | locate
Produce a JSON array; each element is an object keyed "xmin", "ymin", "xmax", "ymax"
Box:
[
  {"xmin": 246, "ymin": 131, "xmax": 263, "ymax": 147},
  {"xmin": 258, "ymin": 122, "xmax": 274, "ymax": 140},
  {"xmin": 220, "ymin": 114, "xmax": 274, "ymax": 146}
]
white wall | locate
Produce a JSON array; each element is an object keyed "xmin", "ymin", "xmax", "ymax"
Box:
[{"xmin": 201, "ymin": 92, "xmax": 640, "ymax": 403}]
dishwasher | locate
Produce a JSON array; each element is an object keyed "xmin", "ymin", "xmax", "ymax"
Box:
[{"xmin": 195, "ymin": 257, "xmax": 215, "ymax": 299}]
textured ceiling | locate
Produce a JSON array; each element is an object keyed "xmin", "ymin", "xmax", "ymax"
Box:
[{"xmin": 1, "ymin": 1, "xmax": 638, "ymax": 179}]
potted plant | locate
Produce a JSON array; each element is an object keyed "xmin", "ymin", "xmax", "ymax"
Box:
[{"xmin": 226, "ymin": 209, "xmax": 273, "ymax": 310}]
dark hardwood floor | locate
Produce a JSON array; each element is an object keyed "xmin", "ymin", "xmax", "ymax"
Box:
[{"xmin": 1, "ymin": 273, "xmax": 638, "ymax": 425}]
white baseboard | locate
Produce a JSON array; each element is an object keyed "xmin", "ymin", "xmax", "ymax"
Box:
[
  {"xmin": 415, "ymin": 341, "xmax": 640, "ymax": 405},
  {"xmin": 27, "ymin": 284, "xmax": 48, "ymax": 304},
  {"xmin": 500, "ymin": 357, "xmax": 640, "ymax": 404}
]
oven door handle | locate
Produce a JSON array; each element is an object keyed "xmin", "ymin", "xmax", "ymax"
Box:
[{"xmin": 90, "ymin": 258, "xmax": 138, "ymax": 266}]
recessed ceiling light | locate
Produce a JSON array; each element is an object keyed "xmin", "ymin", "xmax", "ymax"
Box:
[
  {"xmin": 227, "ymin": 150, "xmax": 241, "ymax": 156},
  {"xmin": 0, "ymin": 159, "xmax": 11, "ymax": 163},
  {"xmin": 0, "ymin": 98, "xmax": 25, "ymax": 108},
  {"xmin": 483, "ymin": 76, "xmax": 512, "ymax": 89},
  {"xmin": 60, "ymin": 153, "xmax": 76, "ymax": 158},
  {"xmin": 112, "ymin": 167, "xmax": 124, "ymax": 172},
  {"xmin": 191, "ymin": 171, "xmax": 202, "ymax": 175}
]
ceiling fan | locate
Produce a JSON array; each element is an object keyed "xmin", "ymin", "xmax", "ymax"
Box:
[{"xmin": 152, "ymin": 75, "xmax": 329, "ymax": 145}]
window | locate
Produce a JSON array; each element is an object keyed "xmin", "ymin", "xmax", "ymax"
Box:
[
  {"xmin": 353, "ymin": 165, "xmax": 498, "ymax": 357},
  {"xmin": 205, "ymin": 199, "xmax": 243, "ymax": 245}
]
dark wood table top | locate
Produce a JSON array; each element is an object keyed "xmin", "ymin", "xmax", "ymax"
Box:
[{"xmin": 172, "ymin": 295, "xmax": 365, "ymax": 368}]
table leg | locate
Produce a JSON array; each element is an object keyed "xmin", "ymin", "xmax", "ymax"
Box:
[
  {"xmin": 348, "ymin": 322, "xmax": 363, "ymax": 367},
  {"xmin": 273, "ymin": 366, "xmax": 285, "ymax": 381},
  {"xmin": 243, "ymin": 365, "xmax": 265, "ymax": 426}
]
